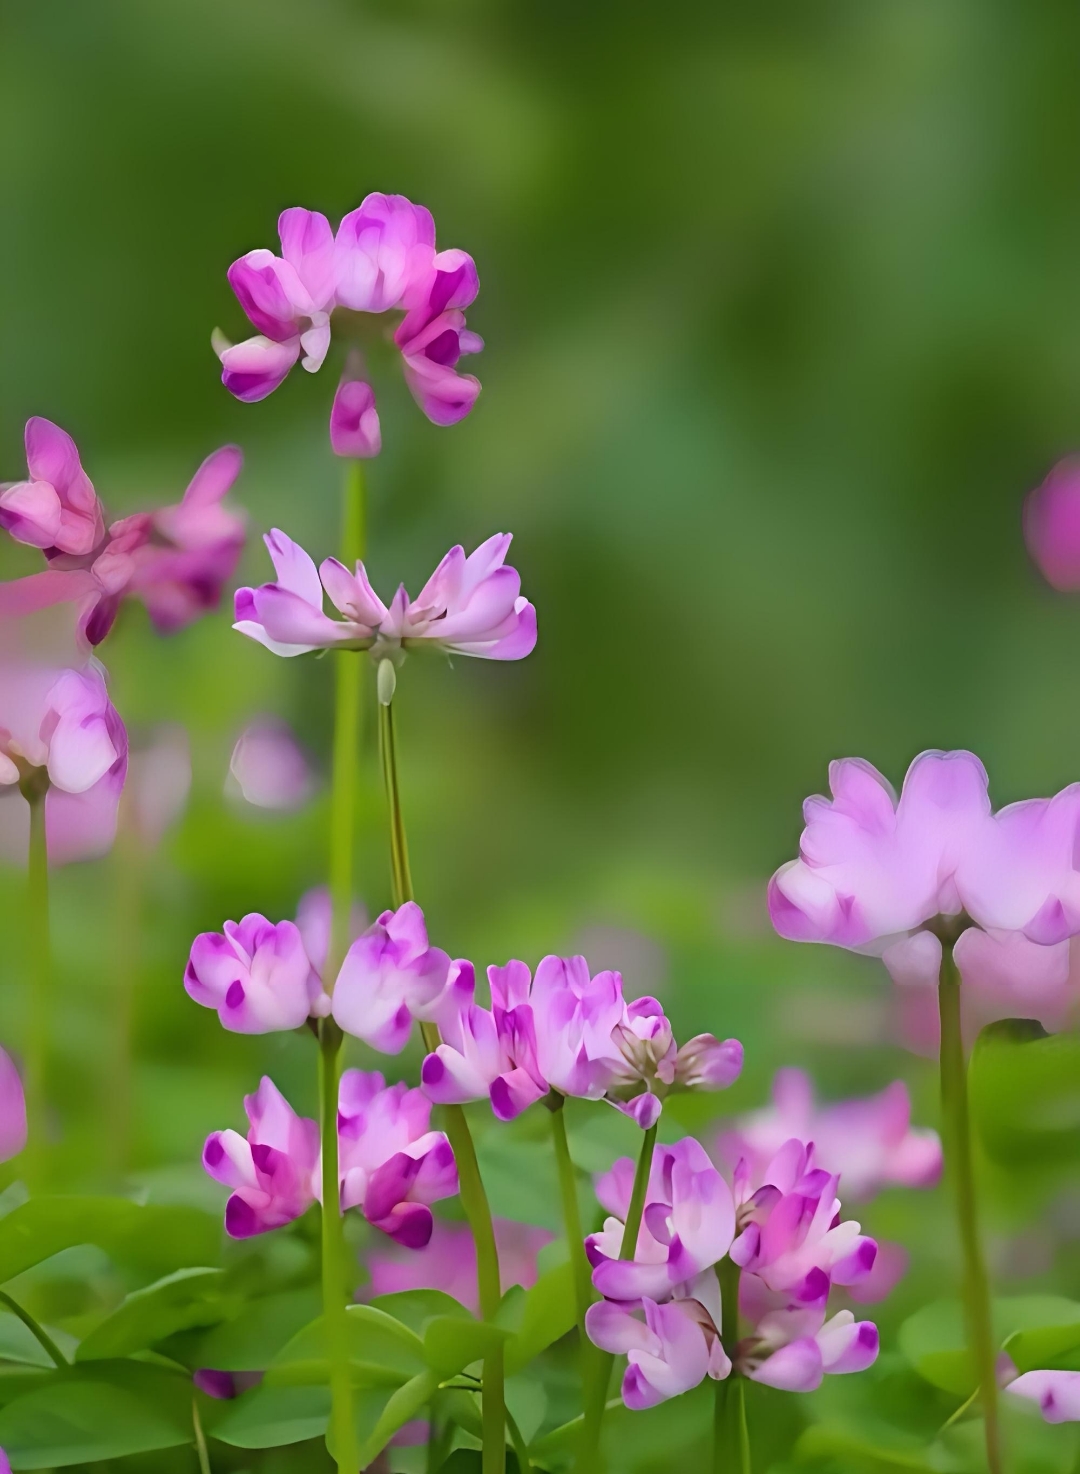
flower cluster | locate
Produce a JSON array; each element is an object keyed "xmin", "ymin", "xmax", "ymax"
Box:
[
  {"xmin": 216, "ymin": 194, "xmax": 482, "ymax": 447},
  {"xmin": 585, "ymin": 1136, "xmax": 879, "ymax": 1408}
]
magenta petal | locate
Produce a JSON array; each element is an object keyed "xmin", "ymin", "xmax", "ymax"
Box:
[
  {"xmin": 0, "ymin": 1048, "xmax": 27, "ymax": 1163},
  {"xmin": 330, "ymin": 379, "xmax": 382, "ymax": 459}
]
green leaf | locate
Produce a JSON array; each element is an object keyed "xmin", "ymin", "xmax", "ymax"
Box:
[
  {"xmin": 0, "ymin": 1313, "xmax": 76, "ymax": 1369},
  {"xmin": 355, "ymin": 1367, "xmax": 442, "ymax": 1467},
  {"xmin": 264, "ymin": 1302, "xmax": 428, "ymax": 1389},
  {"xmin": 504, "ymin": 1262, "xmax": 577, "ymax": 1375},
  {"xmin": 0, "ymin": 1361, "xmax": 192, "ymax": 1467},
  {"xmin": 795, "ymin": 1421, "xmax": 934, "ymax": 1470},
  {"xmin": 900, "ymin": 1296, "xmax": 1080, "ymax": 1396},
  {"xmin": 0, "ymin": 1197, "xmax": 220, "ymax": 1284},
  {"xmin": 970, "ymin": 1020, "xmax": 1080, "ymax": 1166},
  {"xmin": 439, "ymin": 1454, "xmax": 522, "ymax": 1474},
  {"xmin": 211, "ymin": 1382, "xmax": 330, "ymax": 1448},
  {"xmin": 77, "ymin": 1267, "xmax": 228, "ymax": 1361},
  {"xmin": 190, "ymin": 1286, "xmax": 322, "ymax": 1371},
  {"xmin": 368, "ymin": 1288, "xmax": 473, "ymax": 1336},
  {"xmin": 423, "ymin": 1314, "xmax": 510, "ymax": 1377},
  {"xmin": 1002, "ymin": 1296, "xmax": 1080, "ymax": 1374}
]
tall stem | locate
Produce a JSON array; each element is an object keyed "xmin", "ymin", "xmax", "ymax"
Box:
[
  {"xmin": 318, "ymin": 459, "xmax": 366, "ymax": 1474},
  {"xmin": 938, "ymin": 941, "xmax": 1001, "ymax": 1474},
  {"xmin": 25, "ymin": 792, "xmax": 50, "ymax": 1190},
  {"xmin": 381, "ymin": 688, "xmax": 504, "ymax": 1474},
  {"xmin": 714, "ymin": 1256, "xmax": 750, "ymax": 1474},
  {"xmin": 549, "ymin": 1096, "xmax": 592, "ymax": 1325},
  {"xmin": 108, "ymin": 803, "xmax": 142, "ymax": 1183},
  {"xmin": 575, "ymin": 1123, "xmax": 659, "ymax": 1474}
]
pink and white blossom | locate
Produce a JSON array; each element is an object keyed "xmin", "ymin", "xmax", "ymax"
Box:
[
  {"xmin": 585, "ymin": 1289, "xmax": 731, "ymax": 1410},
  {"xmin": 185, "ymin": 914, "xmax": 328, "ymax": 1033},
  {"xmin": 1004, "ymin": 1367, "xmax": 1080, "ymax": 1423},
  {"xmin": 203, "ymin": 1078, "xmax": 320, "ymax": 1238},
  {"xmin": 745, "ymin": 1304, "xmax": 879, "ymax": 1392},
  {"xmin": 227, "ymin": 718, "xmax": 315, "ymax": 811},
  {"xmin": 233, "ymin": 530, "xmax": 536, "ymax": 663},
  {"xmin": 331, "ymin": 903, "xmax": 452, "ymax": 1053}
]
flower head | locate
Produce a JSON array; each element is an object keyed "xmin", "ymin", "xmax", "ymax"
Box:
[
  {"xmin": 331, "ymin": 902, "xmax": 452, "ymax": 1053},
  {"xmin": 185, "ymin": 914, "xmax": 329, "ymax": 1033},
  {"xmin": 203, "ymin": 1078, "xmax": 320, "ymax": 1238},
  {"xmin": 332, "ymin": 1070, "xmax": 457, "ymax": 1247},
  {"xmin": 1003, "ymin": 1366, "xmax": 1080, "ymax": 1423},
  {"xmin": 227, "ymin": 718, "xmax": 315, "ymax": 811},
  {"xmin": 234, "ymin": 530, "xmax": 535, "ymax": 663},
  {"xmin": 1025, "ymin": 459, "xmax": 1080, "ymax": 592},
  {"xmin": 217, "ymin": 195, "xmax": 482, "ymax": 448},
  {"xmin": 0, "ymin": 1046, "xmax": 27, "ymax": 1163},
  {"xmin": 586, "ymin": 1290, "xmax": 731, "ymax": 1410}
]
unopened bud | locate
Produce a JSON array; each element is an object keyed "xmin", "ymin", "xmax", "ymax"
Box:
[{"xmin": 377, "ymin": 658, "xmax": 397, "ymax": 707}]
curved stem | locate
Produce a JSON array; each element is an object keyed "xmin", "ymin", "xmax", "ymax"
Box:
[
  {"xmin": 0, "ymin": 1289, "xmax": 67, "ymax": 1368},
  {"xmin": 548, "ymin": 1096, "xmax": 592, "ymax": 1326},
  {"xmin": 25, "ymin": 792, "xmax": 50, "ymax": 1190},
  {"xmin": 938, "ymin": 942, "xmax": 1001, "ymax": 1474},
  {"xmin": 619, "ymin": 1123, "xmax": 658, "ymax": 1261},
  {"xmin": 192, "ymin": 1394, "xmax": 212, "ymax": 1474},
  {"xmin": 505, "ymin": 1405, "xmax": 533, "ymax": 1472}
]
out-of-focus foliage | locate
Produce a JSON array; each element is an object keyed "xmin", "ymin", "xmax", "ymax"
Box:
[{"xmin": 3, "ymin": 0, "xmax": 1080, "ymax": 1469}]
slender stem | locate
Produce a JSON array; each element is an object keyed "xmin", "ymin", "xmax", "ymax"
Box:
[
  {"xmin": 505, "ymin": 1405, "xmax": 533, "ymax": 1472},
  {"xmin": 0, "ymin": 1289, "xmax": 67, "ymax": 1367},
  {"xmin": 192, "ymin": 1394, "xmax": 212, "ymax": 1474},
  {"xmin": 548, "ymin": 1096, "xmax": 592, "ymax": 1325},
  {"xmin": 328, "ymin": 459, "xmax": 365, "ymax": 975},
  {"xmin": 575, "ymin": 1123, "xmax": 660, "ymax": 1474},
  {"xmin": 319, "ymin": 1019, "xmax": 357, "ymax": 1474},
  {"xmin": 108, "ymin": 802, "xmax": 142, "ymax": 1184},
  {"xmin": 379, "ymin": 697, "xmax": 414, "ymax": 909},
  {"xmin": 938, "ymin": 941, "xmax": 1002, "ymax": 1474},
  {"xmin": 714, "ymin": 1257, "xmax": 749, "ymax": 1474},
  {"xmin": 25, "ymin": 792, "xmax": 50, "ymax": 1190}
]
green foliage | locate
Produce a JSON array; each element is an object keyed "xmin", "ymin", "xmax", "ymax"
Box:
[
  {"xmin": 0, "ymin": 1197, "xmax": 221, "ymax": 1284},
  {"xmin": 76, "ymin": 1266, "xmax": 230, "ymax": 1360},
  {"xmin": 971, "ymin": 1019, "xmax": 1080, "ymax": 1167}
]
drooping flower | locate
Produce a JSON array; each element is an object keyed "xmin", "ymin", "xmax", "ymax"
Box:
[
  {"xmin": 0, "ymin": 1046, "xmax": 27, "ymax": 1163},
  {"xmin": 369, "ymin": 1217, "xmax": 552, "ymax": 1314},
  {"xmin": 233, "ymin": 530, "xmax": 536, "ymax": 663},
  {"xmin": 587, "ymin": 1138, "xmax": 736, "ymax": 1302},
  {"xmin": 331, "ymin": 1070, "xmax": 457, "ymax": 1247},
  {"xmin": 331, "ymin": 903, "xmax": 453, "ymax": 1053},
  {"xmin": 126, "ymin": 725, "xmax": 191, "ymax": 848},
  {"xmin": 185, "ymin": 914, "xmax": 329, "ymax": 1033},
  {"xmin": 1002, "ymin": 1365, "xmax": 1080, "ymax": 1423},
  {"xmin": 0, "ymin": 658, "xmax": 128, "ymax": 864},
  {"xmin": 716, "ymin": 1069, "xmax": 941, "ymax": 1202},
  {"xmin": 1024, "ymin": 460, "xmax": 1080, "ymax": 593},
  {"xmin": 216, "ymin": 195, "xmax": 482, "ymax": 446},
  {"xmin": 0, "ymin": 421, "xmax": 245, "ymax": 647},
  {"xmin": 227, "ymin": 718, "xmax": 315, "ymax": 811},
  {"xmin": 585, "ymin": 1285, "xmax": 731, "ymax": 1410},
  {"xmin": 203, "ymin": 1078, "xmax": 320, "ymax": 1238},
  {"xmin": 742, "ymin": 1288, "xmax": 879, "ymax": 1392}
]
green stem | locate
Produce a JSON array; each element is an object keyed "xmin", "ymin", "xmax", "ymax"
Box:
[
  {"xmin": 192, "ymin": 1394, "xmax": 212, "ymax": 1474},
  {"xmin": 328, "ymin": 460, "xmax": 365, "ymax": 974},
  {"xmin": 0, "ymin": 1289, "xmax": 67, "ymax": 1367},
  {"xmin": 505, "ymin": 1405, "xmax": 533, "ymax": 1472},
  {"xmin": 938, "ymin": 941, "xmax": 1002, "ymax": 1474},
  {"xmin": 25, "ymin": 792, "xmax": 50, "ymax": 1190},
  {"xmin": 108, "ymin": 803, "xmax": 142, "ymax": 1184},
  {"xmin": 548, "ymin": 1096, "xmax": 592, "ymax": 1325},
  {"xmin": 319, "ymin": 1020, "xmax": 356, "ymax": 1473},
  {"xmin": 379, "ymin": 696, "xmax": 414, "ymax": 909},
  {"xmin": 714, "ymin": 1257, "xmax": 749, "ymax": 1474},
  {"xmin": 574, "ymin": 1123, "xmax": 660, "ymax": 1474}
]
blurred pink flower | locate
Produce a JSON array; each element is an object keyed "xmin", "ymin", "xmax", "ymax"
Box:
[
  {"xmin": 1024, "ymin": 460, "xmax": 1080, "ymax": 592},
  {"xmin": 716, "ymin": 1068, "xmax": 941, "ymax": 1201},
  {"xmin": 745, "ymin": 1301, "xmax": 878, "ymax": 1392},
  {"xmin": 227, "ymin": 718, "xmax": 315, "ymax": 811},
  {"xmin": 127, "ymin": 725, "xmax": 191, "ymax": 847},
  {"xmin": 185, "ymin": 914, "xmax": 329, "ymax": 1033},
  {"xmin": 330, "ymin": 1069, "xmax": 457, "ymax": 1248},
  {"xmin": 203, "ymin": 1077, "xmax": 320, "ymax": 1238},
  {"xmin": 294, "ymin": 885, "xmax": 368, "ymax": 984},
  {"xmin": 0, "ymin": 1046, "xmax": 27, "ymax": 1163},
  {"xmin": 368, "ymin": 1217, "xmax": 552, "ymax": 1314},
  {"xmin": 234, "ymin": 530, "xmax": 535, "ymax": 663},
  {"xmin": 217, "ymin": 196, "xmax": 481, "ymax": 447},
  {"xmin": 1003, "ymin": 1365, "xmax": 1080, "ymax": 1423},
  {"xmin": 331, "ymin": 902, "xmax": 453, "ymax": 1053},
  {"xmin": 586, "ymin": 1291, "xmax": 731, "ymax": 1410},
  {"xmin": 0, "ymin": 421, "xmax": 245, "ymax": 647}
]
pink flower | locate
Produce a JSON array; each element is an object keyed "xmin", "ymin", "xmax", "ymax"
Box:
[
  {"xmin": 716, "ymin": 1069, "xmax": 941, "ymax": 1202},
  {"xmin": 234, "ymin": 530, "xmax": 536, "ymax": 663},
  {"xmin": 331, "ymin": 903, "xmax": 453, "ymax": 1053},
  {"xmin": 227, "ymin": 718, "xmax": 315, "ymax": 811},
  {"xmin": 332, "ymin": 1070, "xmax": 457, "ymax": 1248},
  {"xmin": 0, "ymin": 1046, "xmax": 27, "ymax": 1163},
  {"xmin": 127, "ymin": 725, "xmax": 191, "ymax": 847},
  {"xmin": 0, "ymin": 660, "xmax": 128, "ymax": 864},
  {"xmin": 586, "ymin": 1289, "xmax": 731, "ymax": 1410},
  {"xmin": 368, "ymin": 1218, "xmax": 552, "ymax": 1314},
  {"xmin": 729, "ymin": 1140, "xmax": 877, "ymax": 1295},
  {"xmin": 185, "ymin": 914, "xmax": 329, "ymax": 1033},
  {"xmin": 294, "ymin": 886, "xmax": 368, "ymax": 985},
  {"xmin": 1004, "ymin": 1368, "xmax": 1080, "ymax": 1423},
  {"xmin": 217, "ymin": 195, "xmax": 482, "ymax": 446},
  {"xmin": 587, "ymin": 1138, "xmax": 736, "ymax": 1302},
  {"xmin": 744, "ymin": 1298, "xmax": 879, "ymax": 1392},
  {"xmin": 203, "ymin": 1078, "xmax": 319, "ymax": 1238},
  {"xmin": 1024, "ymin": 460, "xmax": 1080, "ymax": 592},
  {"xmin": 0, "ymin": 422, "xmax": 245, "ymax": 647}
]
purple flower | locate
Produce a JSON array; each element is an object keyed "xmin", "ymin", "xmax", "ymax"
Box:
[
  {"xmin": 587, "ymin": 1138, "xmax": 736, "ymax": 1302},
  {"xmin": 716, "ymin": 1069, "xmax": 941, "ymax": 1202},
  {"xmin": 0, "ymin": 1046, "xmax": 27, "ymax": 1163},
  {"xmin": 728, "ymin": 1139, "xmax": 877, "ymax": 1294},
  {"xmin": 294, "ymin": 886, "xmax": 368, "ymax": 985},
  {"xmin": 234, "ymin": 530, "xmax": 536, "ymax": 663},
  {"xmin": 1025, "ymin": 460, "xmax": 1080, "ymax": 592},
  {"xmin": 333, "ymin": 1069, "xmax": 457, "ymax": 1247},
  {"xmin": 193, "ymin": 1370, "xmax": 262, "ymax": 1399},
  {"xmin": 203, "ymin": 1078, "xmax": 319, "ymax": 1238},
  {"xmin": 0, "ymin": 658, "xmax": 128, "ymax": 864},
  {"xmin": 331, "ymin": 903, "xmax": 453, "ymax": 1053},
  {"xmin": 1004, "ymin": 1367, "xmax": 1080, "ymax": 1423},
  {"xmin": 744, "ymin": 1302, "xmax": 879, "ymax": 1392},
  {"xmin": 217, "ymin": 195, "xmax": 482, "ymax": 445},
  {"xmin": 0, "ymin": 422, "xmax": 245, "ymax": 647},
  {"xmin": 185, "ymin": 914, "xmax": 328, "ymax": 1033},
  {"xmin": 586, "ymin": 1291, "xmax": 731, "ymax": 1410},
  {"xmin": 227, "ymin": 718, "xmax": 315, "ymax": 811},
  {"xmin": 369, "ymin": 1217, "xmax": 552, "ymax": 1315}
]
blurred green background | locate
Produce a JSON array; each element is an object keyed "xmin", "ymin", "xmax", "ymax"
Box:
[{"xmin": 3, "ymin": 0, "xmax": 1080, "ymax": 1467}]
